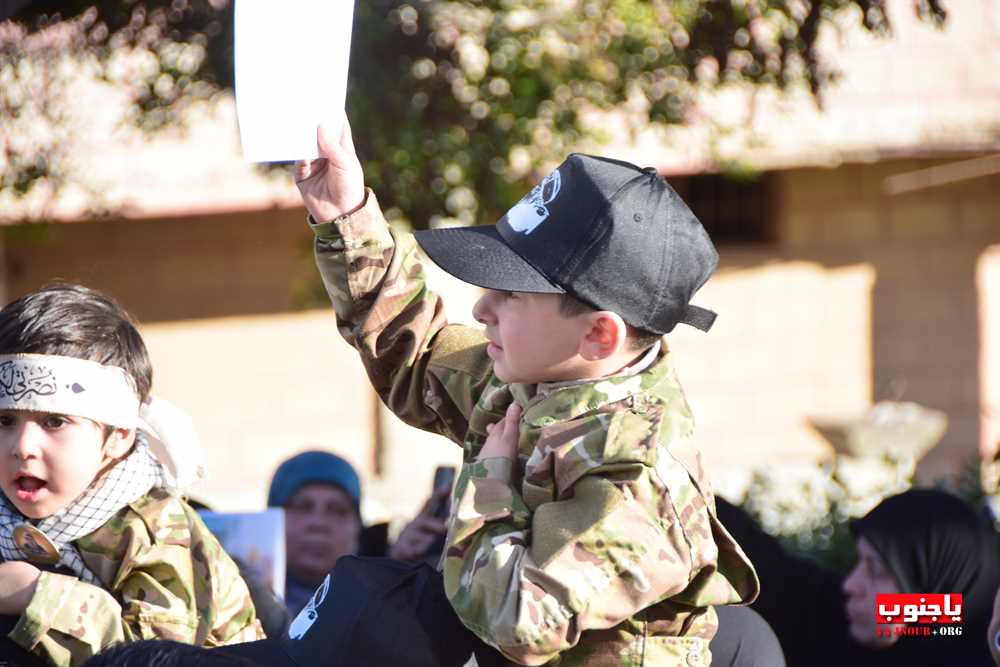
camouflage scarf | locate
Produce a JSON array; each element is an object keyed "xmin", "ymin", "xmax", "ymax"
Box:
[{"xmin": 0, "ymin": 432, "xmax": 166, "ymax": 586}]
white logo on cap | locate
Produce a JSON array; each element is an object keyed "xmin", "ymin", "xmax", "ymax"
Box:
[
  {"xmin": 288, "ymin": 574, "xmax": 331, "ymax": 640},
  {"xmin": 505, "ymin": 170, "xmax": 561, "ymax": 235}
]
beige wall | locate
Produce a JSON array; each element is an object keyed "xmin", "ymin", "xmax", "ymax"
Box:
[
  {"xmin": 6, "ymin": 207, "xmax": 315, "ymax": 323},
  {"xmin": 3, "ymin": 213, "xmax": 474, "ymax": 518},
  {"xmin": 140, "ymin": 312, "xmax": 377, "ymax": 512},
  {"xmin": 770, "ymin": 159, "xmax": 1000, "ymax": 481},
  {"xmin": 139, "ymin": 264, "xmax": 481, "ymax": 519},
  {"xmin": 669, "ymin": 259, "xmax": 875, "ymax": 478},
  {"xmin": 4, "ymin": 157, "xmax": 999, "ymax": 519}
]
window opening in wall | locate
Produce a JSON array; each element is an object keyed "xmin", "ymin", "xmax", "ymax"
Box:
[{"xmin": 668, "ymin": 172, "xmax": 774, "ymax": 244}]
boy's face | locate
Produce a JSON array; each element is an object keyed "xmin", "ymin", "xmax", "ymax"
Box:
[
  {"xmin": 0, "ymin": 410, "xmax": 116, "ymax": 519},
  {"xmin": 472, "ymin": 290, "xmax": 590, "ymax": 384}
]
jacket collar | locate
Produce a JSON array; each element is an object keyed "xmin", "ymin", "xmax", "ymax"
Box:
[{"xmin": 508, "ymin": 343, "xmax": 674, "ymax": 426}]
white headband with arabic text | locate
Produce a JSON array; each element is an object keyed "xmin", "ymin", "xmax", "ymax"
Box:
[{"xmin": 0, "ymin": 354, "xmax": 141, "ymax": 428}]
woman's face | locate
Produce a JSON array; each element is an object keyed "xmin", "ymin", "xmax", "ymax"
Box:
[
  {"xmin": 284, "ymin": 482, "xmax": 360, "ymax": 585},
  {"xmin": 843, "ymin": 536, "xmax": 905, "ymax": 648}
]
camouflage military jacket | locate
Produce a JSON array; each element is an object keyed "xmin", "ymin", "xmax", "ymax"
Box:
[
  {"xmin": 8, "ymin": 488, "xmax": 263, "ymax": 666},
  {"xmin": 312, "ymin": 192, "xmax": 759, "ymax": 666}
]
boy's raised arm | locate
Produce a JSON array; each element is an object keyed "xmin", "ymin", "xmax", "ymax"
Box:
[{"xmin": 297, "ymin": 118, "xmax": 491, "ymax": 442}]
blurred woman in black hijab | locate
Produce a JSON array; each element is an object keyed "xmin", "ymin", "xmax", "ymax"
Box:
[
  {"xmin": 717, "ymin": 488, "xmax": 1000, "ymax": 667},
  {"xmin": 844, "ymin": 489, "xmax": 1000, "ymax": 666}
]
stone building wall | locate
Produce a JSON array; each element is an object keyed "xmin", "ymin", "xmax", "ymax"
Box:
[{"xmin": 5, "ymin": 158, "xmax": 998, "ymax": 518}]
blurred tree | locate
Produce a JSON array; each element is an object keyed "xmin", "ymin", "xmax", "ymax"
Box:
[{"xmin": 1, "ymin": 0, "xmax": 946, "ymax": 226}]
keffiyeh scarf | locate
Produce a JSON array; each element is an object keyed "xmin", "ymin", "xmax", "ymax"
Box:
[{"xmin": 0, "ymin": 433, "xmax": 166, "ymax": 586}]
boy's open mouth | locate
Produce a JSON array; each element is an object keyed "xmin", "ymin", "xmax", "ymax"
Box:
[{"xmin": 14, "ymin": 474, "xmax": 47, "ymax": 501}]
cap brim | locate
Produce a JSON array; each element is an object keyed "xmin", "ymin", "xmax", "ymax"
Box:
[
  {"xmin": 413, "ymin": 226, "xmax": 564, "ymax": 294},
  {"xmin": 214, "ymin": 638, "xmax": 298, "ymax": 666}
]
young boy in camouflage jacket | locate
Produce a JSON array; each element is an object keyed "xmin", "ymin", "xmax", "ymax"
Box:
[
  {"xmin": 0, "ymin": 284, "xmax": 263, "ymax": 666},
  {"xmin": 295, "ymin": 118, "xmax": 759, "ymax": 666}
]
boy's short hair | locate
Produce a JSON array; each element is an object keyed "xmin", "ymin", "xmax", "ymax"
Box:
[
  {"xmin": 415, "ymin": 154, "xmax": 719, "ymax": 335},
  {"xmin": 0, "ymin": 283, "xmax": 152, "ymax": 405},
  {"xmin": 557, "ymin": 294, "xmax": 661, "ymax": 352}
]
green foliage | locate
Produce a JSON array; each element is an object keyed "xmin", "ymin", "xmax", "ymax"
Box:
[{"xmin": 2, "ymin": 0, "xmax": 947, "ymax": 225}]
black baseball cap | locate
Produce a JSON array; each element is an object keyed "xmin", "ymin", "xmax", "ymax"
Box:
[
  {"xmin": 215, "ymin": 556, "xmax": 506, "ymax": 667},
  {"xmin": 414, "ymin": 154, "xmax": 719, "ymax": 334}
]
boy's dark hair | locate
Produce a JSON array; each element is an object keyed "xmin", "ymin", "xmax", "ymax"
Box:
[
  {"xmin": 82, "ymin": 639, "xmax": 257, "ymax": 667},
  {"xmin": 557, "ymin": 294, "xmax": 661, "ymax": 352},
  {"xmin": 0, "ymin": 283, "xmax": 152, "ymax": 404}
]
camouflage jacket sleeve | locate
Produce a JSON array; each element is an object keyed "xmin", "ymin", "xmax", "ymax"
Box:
[
  {"xmin": 311, "ymin": 191, "xmax": 492, "ymax": 442},
  {"xmin": 9, "ymin": 490, "xmax": 263, "ymax": 666},
  {"xmin": 445, "ymin": 433, "xmax": 704, "ymax": 665}
]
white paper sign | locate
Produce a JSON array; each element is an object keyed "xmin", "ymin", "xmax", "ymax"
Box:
[{"xmin": 235, "ymin": 0, "xmax": 356, "ymax": 162}]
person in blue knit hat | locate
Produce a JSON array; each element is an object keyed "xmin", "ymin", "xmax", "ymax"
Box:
[{"xmin": 268, "ymin": 451, "xmax": 363, "ymax": 616}]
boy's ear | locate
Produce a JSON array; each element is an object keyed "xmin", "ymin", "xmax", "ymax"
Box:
[
  {"xmin": 102, "ymin": 427, "xmax": 136, "ymax": 461},
  {"xmin": 579, "ymin": 311, "xmax": 629, "ymax": 361}
]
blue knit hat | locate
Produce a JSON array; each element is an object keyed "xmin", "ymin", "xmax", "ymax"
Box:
[{"xmin": 267, "ymin": 450, "xmax": 361, "ymax": 512}]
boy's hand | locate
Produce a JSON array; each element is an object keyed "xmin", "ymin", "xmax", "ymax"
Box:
[
  {"xmin": 478, "ymin": 403, "xmax": 522, "ymax": 461},
  {"xmin": 295, "ymin": 112, "xmax": 366, "ymax": 222},
  {"xmin": 0, "ymin": 561, "xmax": 40, "ymax": 616}
]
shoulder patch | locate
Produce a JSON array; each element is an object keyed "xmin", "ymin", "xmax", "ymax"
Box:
[{"xmin": 429, "ymin": 325, "xmax": 492, "ymax": 377}]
